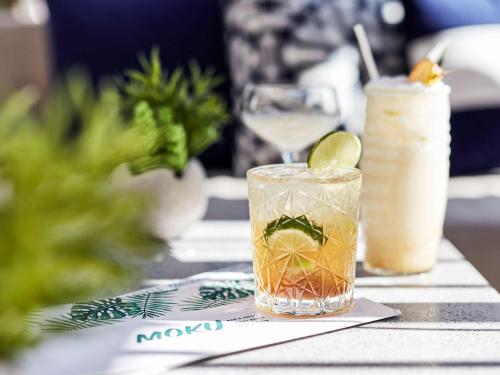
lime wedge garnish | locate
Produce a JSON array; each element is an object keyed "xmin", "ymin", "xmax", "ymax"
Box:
[
  {"xmin": 307, "ymin": 131, "xmax": 361, "ymax": 169},
  {"xmin": 264, "ymin": 215, "xmax": 324, "ymax": 272},
  {"xmin": 267, "ymin": 229, "xmax": 317, "ymax": 270},
  {"xmin": 264, "ymin": 215, "xmax": 325, "ymax": 246}
]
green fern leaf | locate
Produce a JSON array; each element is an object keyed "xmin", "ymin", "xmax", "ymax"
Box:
[
  {"xmin": 39, "ymin": 314, "xmax": 122, "ymax": 332},
  {"xmin": 133, "ymin": 100, "xmax": 161, "ymax": 154},
  {"xmin": 161, "ymin": 124, "xmax": 188, "ymax": 172},
  {"xmin": 124, "ymin": 290, "xmax": 177, "ymax": 319},
  {"xmin": 264, "ymin": 215, "xmax": 326, "ymax": 245},
  {"xmin": 180, "ymin": 280, "xmax": 254, "ymax": 311},
  {"xmin": 180, "ymin": 297, "xmax": 238, "ymax": 311},
  {"xmin": 70, "ymin": 298, "xmax": 141, "ymax": 321}
]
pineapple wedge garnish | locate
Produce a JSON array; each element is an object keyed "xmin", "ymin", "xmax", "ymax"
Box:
[{"xmin": 408, "ymin": 59, "xmax": 445, "ymax": 85}]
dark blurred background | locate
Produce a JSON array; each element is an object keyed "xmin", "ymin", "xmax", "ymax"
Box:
[{"xmin": 2, "ymin": 0, "xmax": 500, "ymax": 175}]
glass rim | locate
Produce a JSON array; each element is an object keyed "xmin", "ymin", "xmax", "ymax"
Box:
[
  {"xmin": 247, "ymin": 163, "xmax": 362, "ymax": 184},
  {"xmin": 364, "ymin": 86, "xmax": 450, "ymax": 96},
  {"xmin": 364, "ymin": 77, "xmax": 451, "ymax": 96}
]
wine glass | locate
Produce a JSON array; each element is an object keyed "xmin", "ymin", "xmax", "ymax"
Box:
[{"xmin": 240, "ymin": 83, "xmax": 340, "ymax": 163}]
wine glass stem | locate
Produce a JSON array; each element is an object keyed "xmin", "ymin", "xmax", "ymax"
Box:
[{"xmin": 281, "ymin": 151, "xmax": 297, "ymax": 164}]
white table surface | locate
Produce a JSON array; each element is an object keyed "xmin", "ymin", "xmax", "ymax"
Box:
[{"xmin": 155, "ymin": 220, "xmax": 500, "ymax": 375}]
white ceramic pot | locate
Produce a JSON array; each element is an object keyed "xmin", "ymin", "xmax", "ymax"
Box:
[{"xmin": 112, "ymin": 159, "xmax": 208, "ymax": 241}]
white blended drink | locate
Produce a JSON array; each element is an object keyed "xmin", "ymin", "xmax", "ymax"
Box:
[{"xmin": 361, "ymin": 76, "xmax": 451, "ymax": 274}]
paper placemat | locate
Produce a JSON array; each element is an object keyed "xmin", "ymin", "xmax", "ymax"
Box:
[{"xmin": 19, "ymin": 269, "xmax": 400, "ymax": 375}]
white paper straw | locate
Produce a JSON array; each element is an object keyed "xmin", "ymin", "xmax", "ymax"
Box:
[
  {"xmin": 353, "ymin": 23, "xmax": 379, "ymax": 80},
  {"xmin": 425, "ymin": 38, "xmax": 450, "ymax": 63}
]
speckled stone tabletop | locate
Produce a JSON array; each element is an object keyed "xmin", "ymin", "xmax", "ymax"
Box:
[{"xmin": 145, "ymin": 219, "xmax": 500, "ymax": 375}]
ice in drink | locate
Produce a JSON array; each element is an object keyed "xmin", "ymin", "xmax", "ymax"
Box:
[{"xmin": 247, "ymin": 164, "xmax": 362, "ymax": 316}]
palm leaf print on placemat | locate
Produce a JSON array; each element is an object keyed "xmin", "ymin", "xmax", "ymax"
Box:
[
  {"xmin": 180, "ymin": 280, "xmax": 254, "ymax": 311},
  {"xmin": 39, "ymin": 298, "xmax": 135, "ymax": 332},
  {"xmin": 39, "ymin": 315, "xmax": 121, "ymax": 332},
  {"xmin": 125, "ymin": 290, "xmax": 176, "ymax": 319},
  {"xmin": 70, "ymin": 298, "xmax": 142, "ymax": 321},
  {"xmin": 38, "ymin": 289, "xmax": 177, "ymax": 332}
]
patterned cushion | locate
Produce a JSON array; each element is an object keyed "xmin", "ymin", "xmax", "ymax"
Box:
[{"xmin": 222, "ymin": 0, "xmax": 406, "ymax": 175}]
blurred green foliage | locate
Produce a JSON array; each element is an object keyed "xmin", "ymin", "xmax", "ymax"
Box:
[
  {"xmin": 0, "ymin": 74, "xmax": 161, "ymax": 358},
  {"xmin": 120, "ymin": 49, "xmax": 230, "ymax": 174}
]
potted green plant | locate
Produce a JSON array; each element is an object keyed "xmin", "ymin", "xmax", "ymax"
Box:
[{"xmin": 113, "ymin": 50, "xmax": 229, "ymax": 240}]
